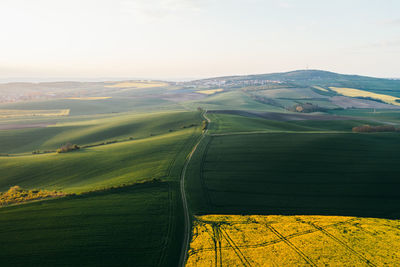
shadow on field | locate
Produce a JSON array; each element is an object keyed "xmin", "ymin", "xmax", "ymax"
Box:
[{"xmin": 209, "ymin": 109, "xmax": 353, "ymax": 121}]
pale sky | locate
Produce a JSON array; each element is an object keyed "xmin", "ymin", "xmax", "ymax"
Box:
[{"xmin": 1, "ymin": 0, "xmax": 399, "ymax": 80}]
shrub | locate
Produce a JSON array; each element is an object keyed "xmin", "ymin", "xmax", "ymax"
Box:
[
  {"xmin": 0, "ymin": 186, "xmax": 66, "ymax": 206},
  {"xmin": 289, "ymin": 103, "xmax": 326, "ymax": 113},
  {"xmin": 202, "ymin": 120, "xmax": 208, "ymax": 131},
  {"xmin": 57, "ymin": 143, "xmax": 80, "ymax": 153}
]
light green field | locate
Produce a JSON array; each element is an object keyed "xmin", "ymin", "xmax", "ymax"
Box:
[
  {"xmin": 0, "ymin": 120, "xmax": 201, "ymax": 193},
  {"xmin": 0, "ymin": 111, "xmax": 199, "ymax": 154},
  {"xmin": 183, "ymin": 91, "xmax": 284, "ymax": 112},
  {"xmin": 0, "ymin": 109, "xmax": 70, "ymax": 118},
  {"xmin": 0, "ymin": 109, "xmax": 203, "ymax": 266},
  {"xmin": 0, "ymin": 97, "xmax": 180, "ymax": 116},
  {"xmin": 206, "ymin": 112, "xmax": 374, "ymax": 134}
]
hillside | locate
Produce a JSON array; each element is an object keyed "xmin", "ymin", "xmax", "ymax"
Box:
[{"xmin": 191, "ymin": 70, "xmax": 400, "ymax": 96}]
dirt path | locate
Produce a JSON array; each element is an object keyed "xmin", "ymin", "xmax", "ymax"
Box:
[{"xmin": 179, "ymin": 110, "xmax": 210, "ymax": 267}]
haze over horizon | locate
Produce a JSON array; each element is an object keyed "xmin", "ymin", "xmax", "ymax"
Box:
[{"xmin": 1, "ymin": 0, "xmax": 399, "ymax": 80}]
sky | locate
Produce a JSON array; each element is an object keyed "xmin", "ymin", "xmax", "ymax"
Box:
[{"xmin": 0, "ymin": 0, "xmax": 399, "ymax": 80}]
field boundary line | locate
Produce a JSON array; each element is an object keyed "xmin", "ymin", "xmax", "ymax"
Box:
[
  {"xmin": 179, "ymin": 110, "xmax": 210, "ymax": 267},
  {"xmin": 211, "ymin": 130, "xmax": 351, "ymax": 137}
]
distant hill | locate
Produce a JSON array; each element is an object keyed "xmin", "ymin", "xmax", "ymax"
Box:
[{"xmin": 196, "ymin": 70, "xmax": 400, "ymax": 96}]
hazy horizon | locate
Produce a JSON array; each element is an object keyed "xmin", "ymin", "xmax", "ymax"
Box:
[
  {"xmin": 1, "ymin": 0, "xmax": 399, "ymax": 79},
  {"xmin": 1, "ymin": 68, "xmax": 400, "ymax": 84}
]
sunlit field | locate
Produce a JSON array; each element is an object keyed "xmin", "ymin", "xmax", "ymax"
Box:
[
  {"xmin": 195, "ymin": 89, "xmax": 224, "ymax": 95},
  {"xmin": 330, "ymin": 87, "xmax": 400, "ymax": 106},
  {"xmin": 104, "ymin": 81, "xmax": 168, "ymax": 88},
  {"xmin": 187, "ymin": 214, "xmax": 400, "ymax": 266},
  {"xmin": 65, "ymin": 97, "xmax": 112, "ymax": 100},
  {"xmin": 0, "ymin": 109, "xmax": 70, "ymax": 118}
]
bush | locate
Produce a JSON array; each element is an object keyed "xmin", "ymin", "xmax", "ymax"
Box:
[
  {"xmin": 0, "ymin": 186, "xmax": 66, "ymax": 206},
  {"xmin": 289, "ymin": 103, "xmax": 326, "ymax": 113},
  {"xmin": 202, "ymin": 120, "xmax": 208, "ymax": 131},
  {"xmin": 57, "ymin": 143, "xmax": 80, "ymax": 153}
]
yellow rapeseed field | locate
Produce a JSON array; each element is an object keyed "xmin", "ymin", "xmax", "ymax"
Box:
[
  {"xmin": 104, "ymin": 81, "xmax": 168, "ymax": 88},
  {"xmin": 329, "ymin": 87, "xmax": 400, "ymax": 106},
  {"xmin": 187, "ymin": 215, "xmax": 400, "ymax": 266},
  {"xmin": 0, "ymin": 109, "xmax": 70, "ymax": 118},
  {"xmin": 65, "ymin": 97, "xmax": 112, "ymax": 100},
  {"xmin": 196, "ymin": 89, "xmax": 224, "ymax": 95}
]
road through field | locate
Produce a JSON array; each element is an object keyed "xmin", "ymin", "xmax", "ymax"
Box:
[{"xmin": 179, "ymin": 110, "xmax": 210, "ymax": 267}]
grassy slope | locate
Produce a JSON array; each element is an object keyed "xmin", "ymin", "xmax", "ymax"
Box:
[
  {"xmin": 0, "ymin": 111, "xmax": 199, "ymax": 154},
  {"xmin": 0, "ymin": 97, "xmax": 180, "ymax": 116},
  {"xmin": 0, "ymin": 110, "xmax": 203, "ymax": 266},
  {"xmin": 327, "ymin": 109, "xmax": 400, "ymax": 125},
  {"xmin": 0, "ymin": 182, "xmax": 180, "ymax": 267},
  {"xmin": 207, "ymin": 113, "xmax": 374, "ymax": 134},
  {"xmin": 182, "ymin": 90, "xmax": 283, "ymax": 112},
  {"xmin": 0, "ymin": 129, "xmax": 198, "ymax": 193}
]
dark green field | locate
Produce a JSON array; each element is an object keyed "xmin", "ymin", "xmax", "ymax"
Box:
[
  {"xmin": 187, "ymin": 131, "xmax": 400, "ymax": 218},
  {"xmin": 0, "ymin": 182, "xmax": 183, "ymax": 266}
]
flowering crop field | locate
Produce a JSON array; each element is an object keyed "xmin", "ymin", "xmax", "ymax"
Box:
[{"xmin": 187, "ymin": 215, "xmax": 400, "ymax": 266}]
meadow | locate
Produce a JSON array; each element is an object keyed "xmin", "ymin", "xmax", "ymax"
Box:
[
  {"xmin": 0, "ymin": 110, "xmax": 200, "ymax": 154},
  {"xmin": 0, "ymin": 109, "xmax": 70, "ymax": 118},
  {"xmin": 205, "ymin": 112, "xmax": 374, "ymax": 134},
  {"xmin": 0, "ymin": 108, "xmax": 203, "ymax": 266},
  {"xmin": 0, "ymin": 182, "xmax": 183, "ymax": 266}
]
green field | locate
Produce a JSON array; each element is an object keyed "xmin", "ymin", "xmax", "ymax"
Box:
[
  {"xmin": 0, "ymin": 109, "xmax": 203, "ymax": 266},
  {"xmin": 0, "ymin": 182, "xmax": 183, "ymax": 266},
  {"xmin": 187, "ymin": 120, "xmax": 400, "ymax": 218},
  {"xmin": 0, "ymin": 97, "xmax": 181, "ymax": 116},
  {"xmin": 206, "ymin": 112, "xmax": 374, "ymax": 134},
  {"xmin": 0, "ymin": 111, "xmax": 200, "ymax": 154},
  {"xmin": 183, "ymin": 91, "xmax": 283, "ymax": 112}
]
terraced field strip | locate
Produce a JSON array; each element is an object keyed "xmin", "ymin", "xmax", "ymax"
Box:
[
  {"xmin": 0, "ymin": 109, "xmax": 70, "ymax": 118},
  {"xmin": 187, "ymin": 215, "xmax": 400, "ymax": 266}
]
